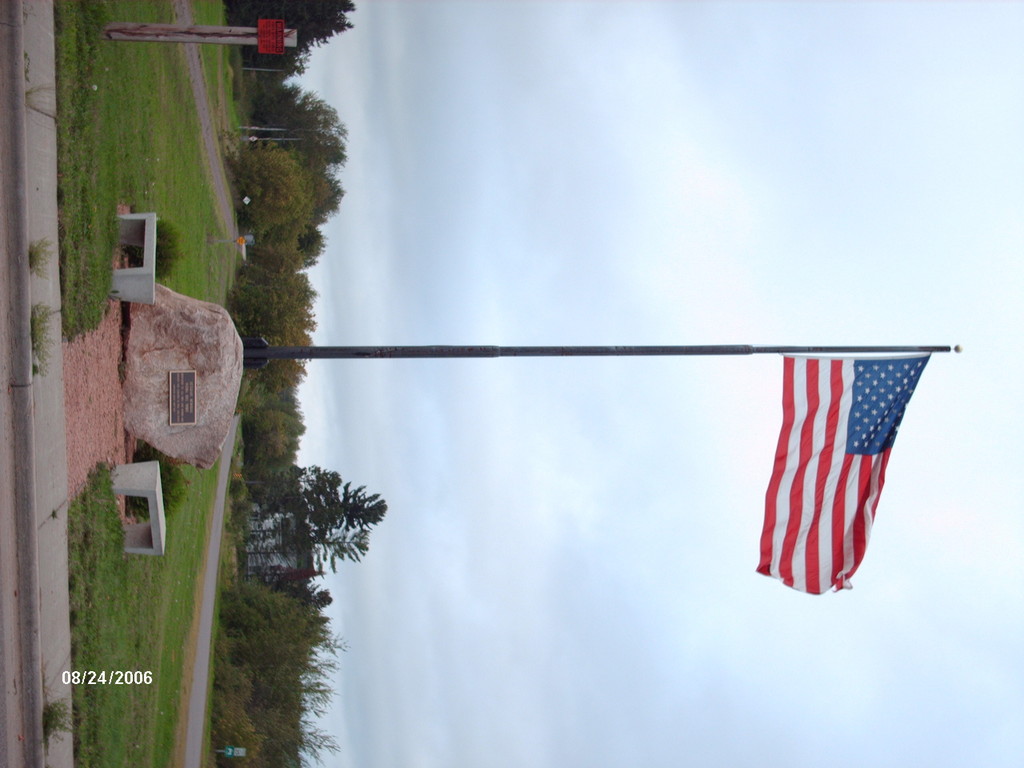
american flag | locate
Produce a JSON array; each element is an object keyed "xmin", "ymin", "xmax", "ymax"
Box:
[{"xmin": 758, "ymin": 355, "xmax": 929, "ymax": 594}]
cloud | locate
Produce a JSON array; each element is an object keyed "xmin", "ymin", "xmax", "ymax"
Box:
[{"xmin": 294, "ymin": 3, "xmax": 1024, "ymax": 767}]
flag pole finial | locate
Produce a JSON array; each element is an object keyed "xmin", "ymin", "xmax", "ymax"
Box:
[{"xmin": 954, "ymin": 344, "xmax": 963, "ymax": 353}]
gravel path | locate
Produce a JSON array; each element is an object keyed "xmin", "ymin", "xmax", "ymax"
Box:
[
  {"xmin": 173, "ymin": 0, "xmax": 238, "ymax": 238},
  {"xmin": 168, "ymin": 6, "xmax": 243, "ymax": 765}
]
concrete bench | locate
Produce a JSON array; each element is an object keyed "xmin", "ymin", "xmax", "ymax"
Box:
[
  {"xmin": 111, "ymin": 212, "xmax": 157, "ymax": 304},
  {"xmin": 111, "ymin": 461, "xmax": 166, "ymax": 556}
]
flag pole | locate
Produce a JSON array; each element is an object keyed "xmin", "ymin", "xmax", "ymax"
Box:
[{"xmin": 242, "ymin": 340, "xmax": 958, "ymax": 367}]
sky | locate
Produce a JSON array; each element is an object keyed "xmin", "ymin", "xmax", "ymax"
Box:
[{"xmin": 294, "ymin": 2, "xmax": 1024, "ymax": 766}]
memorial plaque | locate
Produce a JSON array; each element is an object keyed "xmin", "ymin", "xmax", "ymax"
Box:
[
  {"xmin": 257, "ymin": 18, "xmax": 285, "ymax": 54},
  {"xmin": 168, "ymin": 370, "xmax": 197, "ymax": 426}
]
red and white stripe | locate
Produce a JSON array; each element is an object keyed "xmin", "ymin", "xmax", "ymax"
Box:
[{"xmin": 758, "ymin": 357, "xmax": 890, "ymax": 594}]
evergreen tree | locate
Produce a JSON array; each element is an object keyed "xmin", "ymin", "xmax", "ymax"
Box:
[
  {"xmin": 252, "ymin": 465, "xmax": 388, "ymax": 571},
  {"xmin": 226, "ymin": 0, "xmax": 357, "ymax": 74}
]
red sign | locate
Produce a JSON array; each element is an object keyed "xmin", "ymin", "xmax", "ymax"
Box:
[{"xmin": 257, "ymin": 19, "xmax": 285, "ymax": 54}]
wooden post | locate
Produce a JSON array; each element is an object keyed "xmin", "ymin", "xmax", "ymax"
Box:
[{"xmin": 102, "ymin": 23, "xmax": 297, "ymax": 48}]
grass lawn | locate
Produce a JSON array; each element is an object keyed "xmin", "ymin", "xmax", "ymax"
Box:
[
  {"xmin": 56, "ymin": 1, "xmax": 244, "ymax": 766},
  {"xmin": 68, "ymin": 466, "xmax": 221, "ymax": 768},
  {"xmin": 55, "ymin": 0, "xmax": 239, "ymax": 338}
]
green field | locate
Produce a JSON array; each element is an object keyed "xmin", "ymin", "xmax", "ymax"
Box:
[
  {"xmin": 56, "ymin": 1, "xmax": 243, "ymax": 766},
  {"xmin": 68, "ymin": 466, "xmax": 220, "ymax": 768},
  {"xmin": 56, "ymin": 0, "xmax": 239, "ymax": 337}
]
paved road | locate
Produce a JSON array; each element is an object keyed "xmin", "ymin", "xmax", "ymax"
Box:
[{"xmin": 1, "ymin": 1, "xmax": 67, "ymax": 765}]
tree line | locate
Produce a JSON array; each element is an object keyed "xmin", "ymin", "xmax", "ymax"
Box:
[
  {"xmin": 213, "ymin": 460, "xmax": 389, "ymax": 768},
  {"xmin": 212, "ymin": 579, "xmax": 342, "ymax": 765},
  {"xmin": 212, "ymin": 5, "xmax": 389, "ymax": 766},
  {"xmin": 226, "ymin": 0, "xmax": 356, "ymax": 76},
  {"xmin": 214, "ymin": 463, "xmax": 388, "ymax": 767},
  {"xmin": 227, "ymin": 74, "xmax": 347, "ymax": 394}
]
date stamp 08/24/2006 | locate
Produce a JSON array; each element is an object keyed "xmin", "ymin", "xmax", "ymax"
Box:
[{"xmin": 62, "ymin": 670, "xmax": 153, "ymax": 685}]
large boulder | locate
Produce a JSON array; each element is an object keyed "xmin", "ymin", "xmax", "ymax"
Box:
[{"xmin": 123, "ymin": 284, "xmax": 242, "ymax": 468}]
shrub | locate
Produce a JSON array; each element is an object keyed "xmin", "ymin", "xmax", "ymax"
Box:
[
  {"xmin": 28, "ymin": 238, "xmax": 54, "ymax": 277},
  {"xmin": 132, "ymin": 442, "xmax": 190, "ymax": 513},
  {"xmin": 155, "ymin": 219, "xmax": 185, "ymax": 279},
  {"xmin": 30, "ymin": 303, "xmax": 55, "ymax": 376},
  {"xmin": 42, "ymin": 697, "xmax": 72, "ymax": 744}
]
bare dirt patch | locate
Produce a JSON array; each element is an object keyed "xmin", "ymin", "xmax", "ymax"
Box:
[{"xmin": 62, "ymin": 300, "xmax": 132, "ymax": 497}]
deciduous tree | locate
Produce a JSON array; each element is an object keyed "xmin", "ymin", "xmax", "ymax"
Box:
[{"xmin": 229, "ymin": 143, "xmax": 315, "ymax": 245}]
